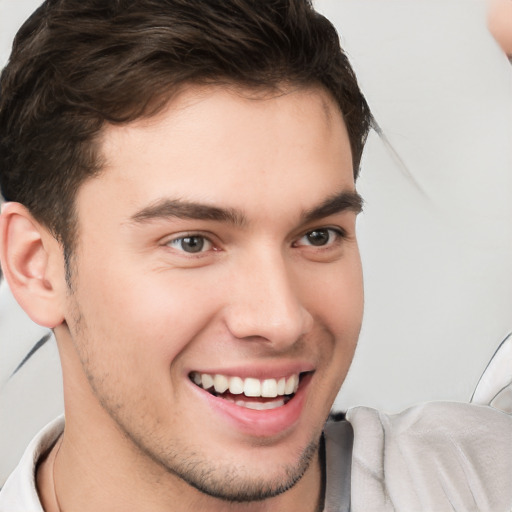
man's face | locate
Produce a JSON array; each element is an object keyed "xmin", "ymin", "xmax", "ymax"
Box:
[{"xmin": 61, "ymin": 86, "xmax": 363, "ymax": 501}]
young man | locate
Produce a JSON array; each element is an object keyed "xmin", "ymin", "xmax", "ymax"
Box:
[{"xmin": 0, "ymin": 1, "xmax": 511, "ymax": 511}]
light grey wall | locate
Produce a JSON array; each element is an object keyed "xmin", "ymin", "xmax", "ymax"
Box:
[
  {"xmin": 1, "ymin": 0, "xmax": 511, "ymax": 485},
  {"xmin": 315, "ymin": 0, "xmax": 512, "ymax": 412}
]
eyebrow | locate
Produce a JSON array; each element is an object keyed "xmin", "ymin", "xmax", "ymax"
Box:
[
  {"xmin": 129, "ymin": 190, "xmax": 363, "ymax": 227},
  {"xmin": 130, "ymin": 198, "xmax": 246, "ymax": 226},
  {"xmin": 300, "ymin": 190, "xmax": 363, "ymax": 224}
]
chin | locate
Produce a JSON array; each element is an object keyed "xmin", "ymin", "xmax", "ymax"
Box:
[{"xmin": 170, "ymin": 436, "xmax": 320, "ymax": 503}]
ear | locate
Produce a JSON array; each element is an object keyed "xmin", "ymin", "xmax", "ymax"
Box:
[{"xmin": 0, "ymin": 202, "xmax": 66, "ymax": 328}]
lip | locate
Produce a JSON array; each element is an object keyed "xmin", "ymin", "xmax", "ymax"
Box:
[
  {"xmin": 188, "ymin": 361, "xmax": 314, "ymax": 380},
  {"xmin": 188, "ymin": 371, "xmax": 313, "ymax": 438}
]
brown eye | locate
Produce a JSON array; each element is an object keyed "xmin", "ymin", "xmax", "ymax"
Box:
[
  {"xmin": 305, "ymin": 229, "xmax": 330, "ymax": 246},
  {"xmin": 294, "ymin": 227, "xmax": 345, "ymax": 249}
]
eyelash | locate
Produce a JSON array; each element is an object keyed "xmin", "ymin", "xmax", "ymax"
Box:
[
  {"xmin": 293, "ymin": 227, "xmax": 347, "ymax": 249},
  {"xmin": 164, "ymin": 227, "xmax": 347, "ymax": 255},
  {"xmin": 165, "ymin": 233, "xmax": 216, "ymax": 255}
]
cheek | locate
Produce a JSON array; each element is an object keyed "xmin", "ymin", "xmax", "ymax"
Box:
[
  {"xmin": 301, "ymin": 254, "xmax": 363, "ymax": 333},
  {"xmin": 302, "ymin": 254, "xmax": 363, "ymax": 385},
  {"xmin": 69, "ymin": 265, "xmax": 220, "ymax": 375}
]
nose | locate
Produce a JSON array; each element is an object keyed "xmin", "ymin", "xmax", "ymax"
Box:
[{"xmin": 223, "ymin": 250, "xmax": 314, "ymax": 349}]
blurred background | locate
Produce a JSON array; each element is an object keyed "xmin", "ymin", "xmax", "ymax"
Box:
[{"xmin": 1, "ymin": 0, "xmax": 511, "ymax": 486}]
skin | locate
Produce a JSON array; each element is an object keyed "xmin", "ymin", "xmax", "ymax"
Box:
[
  {"xmin": 3, "ymin": 85, "xmax": 363, "ymax": 511},
  {"xmin": 488, "ymin": 0, "xmax": 512, "ymax": 56}
]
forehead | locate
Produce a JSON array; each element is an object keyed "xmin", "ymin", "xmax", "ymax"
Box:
[{"xmin": 77, "ymin": 85, "xmax": 354, "ymax": 224}]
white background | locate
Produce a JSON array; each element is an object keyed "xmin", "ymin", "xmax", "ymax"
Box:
[{"xmin": 1, "ymin": 0, "xmax": 511, "ymax": 485}]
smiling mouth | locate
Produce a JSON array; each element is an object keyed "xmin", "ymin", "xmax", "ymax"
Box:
[{"xmin": 189, "ymin": 372, "xmax": 305, "ymax": 410}]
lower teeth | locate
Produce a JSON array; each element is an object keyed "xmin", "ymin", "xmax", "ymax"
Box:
[
  {"xmin": 224, "ymin": 397, "xmax": 287, "ymax": 410},
  {"xmin": 192, "ymin": 378, "xmax": 296, "ymax": 410}
]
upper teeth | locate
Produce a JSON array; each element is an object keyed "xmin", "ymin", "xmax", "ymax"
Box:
[{"xmin": 191, "ymin": 372, "xmax": 300, "ymax": 397}]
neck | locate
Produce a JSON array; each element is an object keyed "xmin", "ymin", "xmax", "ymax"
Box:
[{"xmin": 36, "ymin": 435, "xmax": 63, "ymax": 512}]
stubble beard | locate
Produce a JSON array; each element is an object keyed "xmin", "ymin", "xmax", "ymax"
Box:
[
  {"xmin": 125, "ymin": 427, "xmax": 321, "ymax": 503},
  {"xmin": 68, "ymin": 297, "xmax": 322, "ymax": 505},
  {"xmin": 92, "ymin": 381, "xmax": 321, "ymax": 504}
]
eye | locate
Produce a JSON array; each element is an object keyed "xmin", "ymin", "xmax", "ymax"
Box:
[
  {"xmin": 166, "ymin": 235, "xmax": 213, "ymax": 253},
  {"xmin": 294, "ymin": 228, "xmax": 344, "ymax": 248}
]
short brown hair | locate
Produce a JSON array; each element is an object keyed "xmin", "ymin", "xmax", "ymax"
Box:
[{"xmin": 0, "ymin": 0, "xmax": 372, "ymax": 251}]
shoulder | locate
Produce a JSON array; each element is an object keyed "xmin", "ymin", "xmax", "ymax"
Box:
[
  {"xmin": 0, "ymin": 416, "xmax": 64, "ymax": 512},
  {"xmin": 345, "ymin": 402, "xmax": 512, "ymax": 512}
]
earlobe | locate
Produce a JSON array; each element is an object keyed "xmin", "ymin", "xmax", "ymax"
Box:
[{"xmin": 0, "ymin": 202, "xmax": 65, "ymax": 328}]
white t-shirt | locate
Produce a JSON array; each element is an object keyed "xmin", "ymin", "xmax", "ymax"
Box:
[
  {"xmin": 0, "ymin": 415, "xmax": 63, "ymax": 512},
  {"xmin": 1, "ymin": 403, "xmax": 512, "ymax": 512}
]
